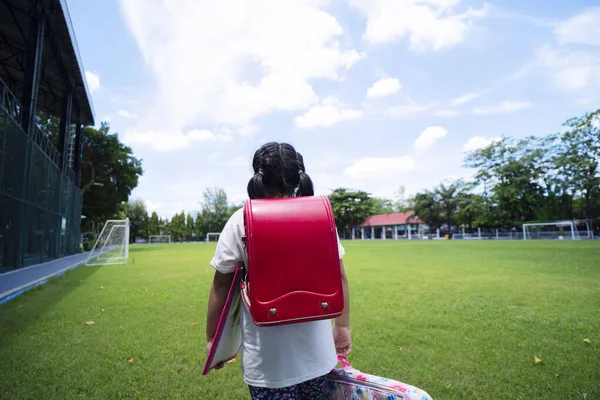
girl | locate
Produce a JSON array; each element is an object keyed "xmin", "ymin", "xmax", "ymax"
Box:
[{"xmin": 206, "ymin": 142, "xmax": 351, "ymax": 399}]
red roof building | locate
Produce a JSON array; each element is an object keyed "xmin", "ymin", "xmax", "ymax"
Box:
[
  {"xmin": 351, "ymin": 212, "xmax": 428, "ymax": 240},
  {"xmin": 356, "ymin": 212, "xmax": 422, "ymax": 227}
]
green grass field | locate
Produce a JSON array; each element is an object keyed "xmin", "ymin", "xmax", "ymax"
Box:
[{"xmin": 1, "ymin": 241, "xmax": 599, "ymax": 399}]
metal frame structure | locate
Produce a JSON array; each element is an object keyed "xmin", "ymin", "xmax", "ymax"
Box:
[
  {"xmin": 206, "ymin": 232, "xmax": 221, "ymax": 242},
  {"xmin": 522, "ymin": 221, "xmax": 577, "ymax": 241},
  {"xmin": 0, "ymin": 0, "xmax": 95, "ymax": 125},
  {"xmin": 149, "ymin": 235, "xmax": 171, "ymax": 244},
  {"xmin": 0, "ymin": 0, "xmax": 94, "ymax": 271},
  {"xmin": 85, "ymin": 218, "xmax": 130, "ymax": 266}
]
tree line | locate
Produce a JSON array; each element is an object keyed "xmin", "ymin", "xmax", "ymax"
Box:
[
  {"xmin": 321, "ymin": 109, "xmax": 600, "ymax": 237},
  {"xmin": 116, "ymin": 188, "xmax": 242, "ymax": 243},
  {"xmin": 410, "ymin": 109, "xmax": 600, "ymax": 233},
  {"xmin": 77, "ymin": 109, "xmax": 599, "ymax": 241},
  {"xmin": 38, "ymin": 113, "xmax": 144, "ymax": 231}
]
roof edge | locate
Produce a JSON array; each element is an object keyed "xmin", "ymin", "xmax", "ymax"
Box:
[{"xmin": 58, "ymin": 0, "xmax": 95, "ymax": 125}]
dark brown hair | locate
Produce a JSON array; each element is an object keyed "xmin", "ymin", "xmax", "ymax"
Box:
[{"xmin": 247, "ymin": 142, "xmax": 314, "ymax": 199}]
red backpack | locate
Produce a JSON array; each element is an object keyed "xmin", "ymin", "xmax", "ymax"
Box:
[{"xmin": 240, "ymin": 195, "xmax": 344, "ymax": 327}]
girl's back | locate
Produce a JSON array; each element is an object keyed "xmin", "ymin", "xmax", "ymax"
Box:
[{"xmin": 205, "ymin": 142, "xmax": 352, "ymax": 399}]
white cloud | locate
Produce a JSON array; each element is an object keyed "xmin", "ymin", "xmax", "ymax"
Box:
[
  {"xmin": 554, "ymin": 7, "xmax": 600, "ymax": 46},
  {"xmin": 348, "ymin": 0, "xmax": 491, "ymax": 51},
  {"xmin": 344, "ymin": 156, "xmax": 415, "ymax": 180},
  {"xmin": 146, "ymin": 200, "xmax": 187, "ymax": 219},
  {"xmin": 221, "ymin": 156, "xmax": 251, "ymax": 168},
  {"xmin": 144, "ymin": 199, "xmax": 162, "ymax": 214},
  {"xmin": 513, "ymin": 9, "xmax": 600, "ymax": 94},
  {"xmin": 386, "ymin": 101, "xmax": 438, "ymax": 118},
  {"xmin": 118, "ymin": 0, "xmax": 362, "ymax": 146},
  {"xmin": 451, "ymin": 90, "xmax": 488, "ymax": 106},
  {"xmin": 123, "ymin": 129, "xmax": 231, "ymax": 151},
  {"xmin": 295, "ymin": 97, "xmax": 362, "ymax": 129},
  {"xmin": 85, "ymin": 71, "xmax": 101, "ymax": 93},
  {"xmin": 433, "ymin": 109, "xmax": 460, "ymax": 117},
  {"xmin": 136, "ymin": 174, "xmax": 250, "ymax": 219},
  {"xmin": 414, "ymin": 126, "xmax": 448, "ymax": 151},
  {"xmin": 462, "ymin": 136, "xmax": 501, "ymax": 152},
  {"xmin": 531, "ymin": 45, "xmax": 600, "ymax": 92},
  {"xmin": 118, "ymin": 110, "xmax": 138, "ymax": 118},
  {"xmin": 366, "ymin": 78, "xmax": 402, "ymax": 98},
  {"xmin": 472, "ymin": 101, "xmax": 531, "ymax": 115}
]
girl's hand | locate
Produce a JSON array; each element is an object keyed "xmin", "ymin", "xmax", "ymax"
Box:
[
  {"xmin": 206, "ymin": 340, "xmax": 225, "ymax": 370},
  {"xmin": 332, "ymin": 324, "xmax": 352, "ymax": 356}
]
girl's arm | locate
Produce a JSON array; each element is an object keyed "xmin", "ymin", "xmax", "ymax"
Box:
[
  {"xmin": 335, "ymin": 260, "xmax": 350, "ymax": 328},
  {"xmin": 333, "ymin": 260, "xmax": 352, "ymax": 355},
  {"xmin": 206, "ymin": 270, "xmax": 235, "ymax": 342}
]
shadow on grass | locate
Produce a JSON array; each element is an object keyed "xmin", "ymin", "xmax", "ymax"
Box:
[
  {"xmin": 128, "ymin": 245, "xmax": 170, "ymax": 254},
  {"xmin": 0, "ymin": 264, "xmax": 101, "ymax": 343}
]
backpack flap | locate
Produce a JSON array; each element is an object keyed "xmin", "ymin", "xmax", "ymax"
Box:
[{"xmin": 243, "ymin": 195, "xmax": 343, "ymax": 327}]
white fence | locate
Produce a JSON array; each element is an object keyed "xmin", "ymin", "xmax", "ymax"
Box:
[{"xmin": 452, "ymin": 230, "xmax": 597, "ymax": 240}]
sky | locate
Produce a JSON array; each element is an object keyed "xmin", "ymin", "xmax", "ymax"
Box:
[{"xmin": 67, "ymin": 0, "xmax": 600, "ymax": 218}]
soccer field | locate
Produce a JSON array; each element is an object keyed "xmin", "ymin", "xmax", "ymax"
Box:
[{"xmin": 1, "ymin": 241, "xmax": 598, "ymax": 399}]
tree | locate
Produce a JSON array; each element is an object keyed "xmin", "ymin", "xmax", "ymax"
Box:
[
  {"xmin": 81, "ymin": 123, "xmax": 143, "ymax": 227},
  {"xmin": 169, "ymin": 212, "xmax": 186, "ymax": 241},
  {"xmin": 148, "ymin": 212, "xmax": 160, "ymax": 236},
  {"xmin": 528, "ymin": 134, "xmax": 570, "ymax": 221},
  {"xmin": 393, "ymin": 185, "xmax": 410, "ymax": 213},
  {"xmin": 454, "ymin": 193, "xmax": 488, "ymax": 230},
  {"xmin": 435, "ymin": 179, "xmax": 472, "ymax": 233},
  {"xmin": 121, "ymin": 200, "xmax": 149, "ymax": 243},
  {"xmin": 410, "ymin": 190, "xmax": 443, "ymax": 231},
  {"xmin": 370, "ymin": 197, "xmax": 395, "ymax": 215},
  {"xmin": 464, "ymin": 136, "xmax": 546, "ymax": 225},
  {"xmin": 228, "ymin": 203, "xmax": 244, "ymax": 219},
  {"xmin": 328, "ymin": 188, "xmax": 376, "ymax": 237},
  {"xmin": 555, "ymin": 109, "xmax": 600, "ymax": 220},
  {"xmin": 36, "ymin": 110, "xmax": 60, "ymax": 147},
  {"xmin": 198, "ymin": 188, "xmax": 231, "ymax": 237},
  {"xmin": 37, "ymin": 115, "xmax": 143, "ymax": 230},
  {"xmin": 186, "ymin": 213, "xmax": 195, "ymax": 241},
  {"xmin": 158, "ymin": 217, "xmax": 168, "ymax": 235},
  {"xmin": 194, "ymin": 214, "xmax": 204, "ymax": 240}
]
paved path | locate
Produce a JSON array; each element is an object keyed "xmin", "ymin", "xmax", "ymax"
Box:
[{"xmin": 0, "ymin": 252, "xmax": 91, "ymax": 304}]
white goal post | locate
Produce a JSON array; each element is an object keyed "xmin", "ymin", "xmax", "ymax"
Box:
[
  {"xmin": 85, "ymin": 218, "xmax": 130, "ymax": 266},
  {"xmin": 522, "ymin": 221, "xmax": 579, "ymax": 240},
  {"xmin": 206, "ymin": 232, "xmax": 221, "ymax": 242},
  {"xmin": 149, "ymin": 235, "xmax": 171, "ymax": 244}
]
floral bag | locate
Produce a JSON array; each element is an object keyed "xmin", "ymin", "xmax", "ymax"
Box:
[{"xmin": 324, "ymin": 355, "xmax": 433, "ymax": 400}]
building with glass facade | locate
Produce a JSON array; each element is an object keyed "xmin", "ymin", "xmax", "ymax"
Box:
[{"xmin": 0, "ymin": 0, "xmax": 94, "ymax": 272}]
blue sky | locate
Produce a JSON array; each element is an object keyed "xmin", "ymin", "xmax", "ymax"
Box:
[{"xmin": 67, "ymin": 0, "xmax": 600, "ymax": 218}]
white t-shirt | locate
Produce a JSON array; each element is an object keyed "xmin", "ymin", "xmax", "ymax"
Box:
[{"xmin": 210, "ymin": 208, "xmax": 345, "ymax": 389}]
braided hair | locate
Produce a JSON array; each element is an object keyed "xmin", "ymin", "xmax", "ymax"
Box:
[{"xmin": 247, "ymin": 142, "xmax": 314, "ymax": 199}]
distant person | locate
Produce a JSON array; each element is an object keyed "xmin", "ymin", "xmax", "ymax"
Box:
[{"xmin": 205, "ymin": 142, "xmax": 351, "ymax": 399}]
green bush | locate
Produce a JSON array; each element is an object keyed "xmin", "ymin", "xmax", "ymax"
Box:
[{"xmin": 82, "ymin": 241, "xmax": 96, "ymax": 252}]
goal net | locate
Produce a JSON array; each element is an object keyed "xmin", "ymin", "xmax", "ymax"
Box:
[
  {"xmin": 149, "ymin": 235, "xmax": 171, "ymax": 244},
  {"xmin": 522, "ymin": 221, "xmax": 580, "ymax": 240},
  {"xmin": 206, "ymin": 232, "xmax": 221, "ymax": 242},
  {"xmin": 85, "ymin": 218, "xmax": 130, "ymax": 266}
]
